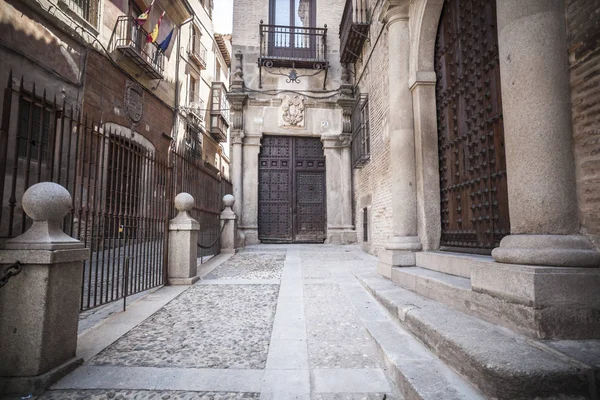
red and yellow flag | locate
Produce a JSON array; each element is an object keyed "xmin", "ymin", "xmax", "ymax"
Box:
[
  {"xmin": 135, "ymin": 0, "xmax": 155, "ymax": 26},
  {"xmin": 147, "ymin": 10, "xmax": 165, "ymax": 43}
]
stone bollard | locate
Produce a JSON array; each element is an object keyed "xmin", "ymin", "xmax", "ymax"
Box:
[
  {"xmin": 0, "ymin": 182, "xmax": 89, "ymax": 396},
  {"xmin": 168, "ymin": 193, "xmax": 200, "ymax": 285},
  {"xmin": 220, "ymin": 195, "xmax": 240, "ymax": 253}
]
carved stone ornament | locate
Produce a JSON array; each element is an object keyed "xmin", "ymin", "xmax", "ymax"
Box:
[
  {"xmin": 124, "ymin": 81, "xmax": 144, "ymax": 123},
  {"xmin": 281, "ymin": 94, "xmax": 305, "ymax": 127}
]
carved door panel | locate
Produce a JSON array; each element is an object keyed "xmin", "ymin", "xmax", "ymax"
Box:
[
  {"xmin": 435, "ymin": 0, "xmax": 510, "ymax": 251},
  {"xmin": 259, "ymin": 135, "xmax": 326, "ymax": 243}
]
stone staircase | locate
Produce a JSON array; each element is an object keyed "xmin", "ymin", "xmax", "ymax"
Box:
[{"xmin": 356, "ymin": 252, "xmax": 600, "ymax": 400}]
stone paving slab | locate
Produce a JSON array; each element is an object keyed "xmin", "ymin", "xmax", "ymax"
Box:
[
  {"xmin": 90, "ymin": 285, "xmax": 279, "ymax": 369},
  {"xmin": 203, "ymin": 253, "xmax": 285, "ymax": 280},
  {"xmin": 37, "ymin": 390, "xmax": 260, "ymax": 399}
]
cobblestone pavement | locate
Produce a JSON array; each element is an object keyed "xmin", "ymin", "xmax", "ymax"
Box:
[{"xmin": 41, "ymin": 245, "xmax": 401, "ymax": 400}]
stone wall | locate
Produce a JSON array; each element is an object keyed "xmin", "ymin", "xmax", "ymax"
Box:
[
  {"xmin": 82, "ymin": 51, "xmax": 174, "ymax": 154},
  {"xmin": 353, "ymin": 0, "xmax": 393, "ymax": 256},
  {"xmin": 566, "ymin": 0, "xmax": 600, "ymax": 249}
]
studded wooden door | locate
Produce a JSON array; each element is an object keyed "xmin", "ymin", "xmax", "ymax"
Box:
[
  {"xmin": 435, "ymin": 0, "xmax": 510, "ymax": 251},
  {"xmin": 258, "ymin": 136, "xmax": 326, "ymax": 243}
]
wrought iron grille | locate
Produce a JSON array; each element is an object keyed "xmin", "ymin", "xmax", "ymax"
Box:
[
  {"xmin": 188, "ymin": 33, "xmax": 208, "ymax": 70},
  {"xmin": 352, "ymin": 93, "xmax": 370, "ymax": 168},
  {"xmin": 0, "ymin": 74, "xmax": 232, "ymax": 311},
  {"xmin": 60, "ymin": 0, "xmax": 100, "ymax": 28}
]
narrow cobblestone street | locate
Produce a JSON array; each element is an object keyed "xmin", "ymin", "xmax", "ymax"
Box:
[{"xmin": 38, "ymin": 245, "xmax": 402, "ymax": 399}]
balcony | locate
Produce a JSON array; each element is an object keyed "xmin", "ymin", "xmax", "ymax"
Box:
[
  {"xmin": 259, "ymin": 22, "xmax": 328, "ymax": 69},
  {"xmin": 339, "ymin": 0, "xmax": 370, "ymax": 64},
  {"xmin": 209, "ymin": 82, "xmax": 230, "ymax": 143},
  {"xmin": 111, "ymin": 16, "xmax": 165, "ymax": 79},
  {"xmin": 188, "ymin": 38, "xmax": 207, "ymax": 70},
  {"xmin": 187, "ymin": 91, "xmax": 205, "ymax": 126}
]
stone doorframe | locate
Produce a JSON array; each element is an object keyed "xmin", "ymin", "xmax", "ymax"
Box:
[{"xmin": 378, "ymin": 0, "xmax": 599, "ymax": 272}]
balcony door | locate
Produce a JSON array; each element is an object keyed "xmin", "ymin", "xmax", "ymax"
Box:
[{"xmin": 269, "ymin": 0, "xmax": 316, "ymax": 60}]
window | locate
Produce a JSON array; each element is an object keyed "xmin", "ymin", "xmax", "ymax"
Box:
[
  {"xmin": 363, "ymin": 207, "xmax": 368, "ymax": 242},
  {"xmin": 60, "ymin": 0, "xmax": 100, "ymax": 27},
  {"xmin": 17, "ymin": 98, "xmax": 54, "ymax": 162},
  {"xmin": 189, "ymin": 75, "xmax": 198, "ymax": 103},
  {"xmin": 185, "ymin": 126, "xmax": 202, "ymax": 160},
  {"xmin": 351, "ymin": 93, "xmax": 370, "ymax": 168},
  {"xmin": 270, "ymin": 0, "xmax": 315, "ymax": 27}
]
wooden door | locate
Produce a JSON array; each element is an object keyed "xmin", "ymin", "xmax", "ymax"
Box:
[
  {"xmin": 435, "ymin": 0, "xmax": 510, "ymax": 251},
  {"xmin": 258, "ymin": 135, "xmax": 326, "ymax": 243}
]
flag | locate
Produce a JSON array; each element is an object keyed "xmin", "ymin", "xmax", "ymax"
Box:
[
  {"xmin": 147, "ymin": 10, "xmax": 165, "ymax": 43},
  {"xmin": 135, "ymin": 0, "xmax": 154, "ymax": 26},
  {"xmin": 158, "ymin": 26, "xmax": 174, "ymax": 53}
]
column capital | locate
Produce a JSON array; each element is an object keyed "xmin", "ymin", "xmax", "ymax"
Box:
[
  {"xmin": 243, "ymin": 135, "xmax": 262, "ymax": 147},
  {"xmin": 231, "ymin": 130, "xmax": 245, "ymax": 145},
  {"xmin": 379, "ymin": 0, "xmax": 409, "ymax": 26}
]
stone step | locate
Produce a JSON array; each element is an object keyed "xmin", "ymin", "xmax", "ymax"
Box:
[
  {"xmin": 415, "ymin": 251, "xmax": 490, "ymax": 278},
  {"xmin": 356, "ymin": 272, "xmax": 596, "ymax": 400},
  {"xmin": 391, "ymin": 266, "xmax": 540, "ymax": 338}
]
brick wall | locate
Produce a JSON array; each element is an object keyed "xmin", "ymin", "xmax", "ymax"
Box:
[
  {"xmin": 82, "ymin": 50, "xmax": 173, "ymax": 153},
  {"xmin": 566, "ymin": 0, "xmax": 600, "ymax": 249},
  {"xmin": 353, "ymin": 0, "xmax": 392, "ymax": 256}
]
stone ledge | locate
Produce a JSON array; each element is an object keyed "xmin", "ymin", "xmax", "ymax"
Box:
[
  {"xmin": 356, "ymin": 272, "xmax": 596, "ymax": 400},
  {"xmin": 0, "ymin": 248, "xmax": 90, "ymax": 264},
  {"xmin": 0, "ymin": 357, "xmax": 82, "ymax": 396}
]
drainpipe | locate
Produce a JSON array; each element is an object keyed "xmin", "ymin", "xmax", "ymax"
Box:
[{"xmin": 173, "ymin": 15, "xmax": 195, "ymax": 143}]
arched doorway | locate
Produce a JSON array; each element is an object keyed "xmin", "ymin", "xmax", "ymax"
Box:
[{"xmin": 435, "ymin": 0, "xmax": 510, "ymax": 252}]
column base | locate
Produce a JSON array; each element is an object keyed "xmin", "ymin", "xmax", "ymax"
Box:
[
  {"xmin": 168, "ymin": 276, "xmax": 200, "ymax": 285},
  {"xmin": 240, "ymin": 227, "xmax": 260, "ymax": 245},
  {"xmin": 377, "ymin": 236, "xmax": 422, "ymax": 278},
  {"xmin": 326, "ymin": 227, "xmax": 357, "ymax": 245},
  {"xmin": 492, "ymin": 234, "xmax": 600, "ymax": 268},
  {"xmin": 0, "ymin": 356, "xmax": 82, "ymax": 396}
]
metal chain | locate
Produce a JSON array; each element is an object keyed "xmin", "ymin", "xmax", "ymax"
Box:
[
  {"xmin": 0, "ymin": 261, "xmax": 23, "ymax": 288},
  {"xmin": 198, "ymin": 220, "xmax": 227, "ymax": 249}
]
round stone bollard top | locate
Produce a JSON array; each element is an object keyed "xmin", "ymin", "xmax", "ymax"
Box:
[
  {"xmin": 175, "ymin": 192, "xmax": 194, "ymax": 212},
  {"xmin": 23, "ymin": 182, "xmax": 72, "ymax": 221},
  {"xmin": 223, "ymin": 194, "xmax": 235, "ymax": 208}
]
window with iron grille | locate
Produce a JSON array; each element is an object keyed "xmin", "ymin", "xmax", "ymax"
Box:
[
  {"xmin": 363, "ymin": 207, "xmax": 368, "ymax": 242},
  {"xmin": 17, "ymin": 97, "xmax": 55, "ymax": 162},
  {"xmin": 59, "ymin": 0, "xmax": 100, "ymax": 28},
  {"xmin": 352, "ymin": 93, "xmax": 370, "ymax": 168},
  {"xmin": 185, "ymin": 126, "xmax": 202, "ymax": 160}
]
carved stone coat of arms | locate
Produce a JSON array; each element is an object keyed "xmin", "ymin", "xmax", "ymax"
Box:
[{"xmin": 281, "ymin": 95, "xmax": 305, "ymax": 128}]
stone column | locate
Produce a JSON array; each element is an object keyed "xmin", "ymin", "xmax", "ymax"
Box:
[
  {"xmin": 168, "ymin": 193, "xmax": 200, "ymax": 285},
  {"xmin": 240, "ymin": 135, "xmax": 261, "ymax": 244},
  {"xmin": 220, "ymin": 194, "xmax": 240, "ymax": 253},
  {"xmin": 231, "ymin": 131, "xmax": 244, "ymax": 222},
  {"xmin": 378, "ymin": 2, "xmax": 422, "ymax": 278},
  {"xmin": 0, "ymin": 183, "xmax": 89, "ymax": 396},
  {"xmin": 492, "ymin": 0, "xmax": 600, "ymax": 267},
  {"xmin": 322, "ymin": 136, "xmax": 356, "ymax": 244}
]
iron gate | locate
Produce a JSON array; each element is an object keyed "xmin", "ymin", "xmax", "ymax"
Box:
[
  {"xmin": 0, "ymin": 74, "xmax": 231, "ymax": 311},
  {"xmin": 435, "ymin": 0, "xmax": 510, "ymax": 251},
  {"xmin": 258, "ymin": 135, "xmax": 326, "ymax": 243}
]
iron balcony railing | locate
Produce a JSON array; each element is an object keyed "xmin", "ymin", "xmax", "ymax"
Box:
[
  {"xmin": 259, "ymin": 21, "xmax": 328, "ymax": 68},
  {"xmin": 339, "ymin": 0, "xmax": 370, "ymax": 64},
  {"xmin": 112, "ymin": 16, "xmax": 165, "ymax": 79},
  {"xmin": 59, "ymin": 0, "xmax": 99, "ymax": 28},
  {"xmin": 188, "ymin": 38, "xmax": 208, "ymax": 70},
  {"xmin": 188, "ymin": 91, "xmax": 205, "ymax": 122},
  {"xmin": 209, "ymin": 82, "xmax": 229, "ymax": 143}
]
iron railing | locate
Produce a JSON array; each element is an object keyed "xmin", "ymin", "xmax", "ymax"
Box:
[
  {"xmin": 259, "ymin": 22, "xmax": 328, "ymax": 68},
  {"xmin": 0, "ymin": 74, "xmax": 232, "ymax": 311},
  {"xmin": 188, "ymin": 37, "xmax": 208, "ymax": 70},
  {"xmin": 188, "ymin": 91, "xmax": 205, "ymax": 122},
  {"xmin": 112, "ymin": 16, "xmax": 165, "ymax": 79},
  {"xmin": 60, "ymin": 0, "xmax": 99, "ymax": 28},
  {"xmin": 339, "ymin": 0, "xmax": 370, "ymax": 64}
]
